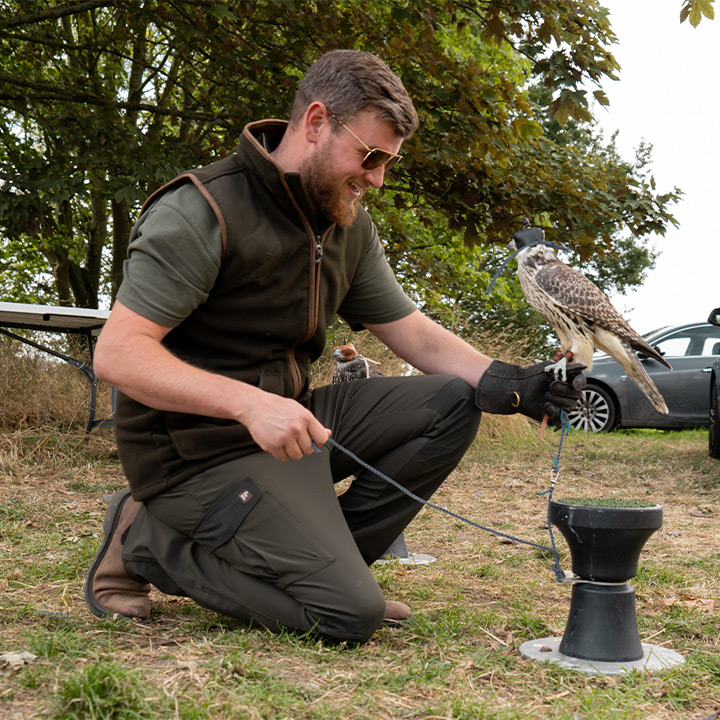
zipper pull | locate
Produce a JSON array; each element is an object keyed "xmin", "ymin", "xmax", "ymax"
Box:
[{"xmin": 315, "ymin": 234, "xmax": 323, "ymax": 264}]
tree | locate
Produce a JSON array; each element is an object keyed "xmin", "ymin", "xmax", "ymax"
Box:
[{"xmin": 0, "ymin": 0, "xmax": 679, "ymax": 313}]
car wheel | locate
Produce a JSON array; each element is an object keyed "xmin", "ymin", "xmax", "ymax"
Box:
[
  {"xmin": 568, "ymin": 385, "xmax": 617, "ymax": 433},
  {"xmin": 710, "ymin": 378, "xmax": 720, "ymax": 459}
]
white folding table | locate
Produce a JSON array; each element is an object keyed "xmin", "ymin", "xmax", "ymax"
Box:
[{"xmin": 0, "ymin": 301, "xmax": 112, "ymax": 434}]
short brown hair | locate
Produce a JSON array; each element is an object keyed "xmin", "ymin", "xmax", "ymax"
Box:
[{"xmin": 289, "ymin": 50, "xmax": 418, "ymax": 139}]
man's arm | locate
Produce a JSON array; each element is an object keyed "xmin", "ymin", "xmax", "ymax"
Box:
[
  {"xmin": 365, "ymin": 309, "xmax": 493, "ymax": 387},
  {"xmin": 366, "ymin": 309, "xmax": 584, "ymax": 426},
  {"xmin": 94, "ymin": 301, "xmax": 331, "ymax": 461}
]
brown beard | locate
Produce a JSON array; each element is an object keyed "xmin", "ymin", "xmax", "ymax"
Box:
[{"xmin": 302, "ymin": 141, "xmax": 360, "ymax": 227}]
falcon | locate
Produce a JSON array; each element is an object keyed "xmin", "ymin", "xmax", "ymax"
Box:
[
  {"xmin": 510, "ymin": 228, "xmax": 672, "ymax": 414},
  {"xmin": 331, "ymin": 341, "xmax": 384, "ymax": 383}
]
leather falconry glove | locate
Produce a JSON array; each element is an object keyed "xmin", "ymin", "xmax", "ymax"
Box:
[{"xmin": 474, "ymin": 360, "xmax": 586, "ymax": 428}]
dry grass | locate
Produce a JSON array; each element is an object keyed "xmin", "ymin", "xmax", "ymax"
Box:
[
  {"xmin": 0, "ymin": 334, "xmax": 114, "ymax": 432},
  {"xmin": 1, "ymin": 334, "xmax": 720, "ymax": 719}
]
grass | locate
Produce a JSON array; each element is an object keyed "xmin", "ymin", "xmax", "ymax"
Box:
[
  {"xmin": 1, "ymin": 424, "xmax": 718, "ymax": 719},
  {"xmin": 554, "ymin": 498, "xmax": 658, "ymax": 508},
  {"xmin": 1, "ymin": 332, "xmax": 719, "ymax": 719},
  {"xmin": 0, "ymin": 334, "xmax": 113, "ymax": 433}
]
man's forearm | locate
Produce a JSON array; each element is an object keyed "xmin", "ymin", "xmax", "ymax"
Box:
[
  {"xmin": 96, "ymin": 329, "xmax": 253, "ymax": 420},
  {"xmin": 366, "ymin": 310, "xmax": 493, "ymax": 387}
]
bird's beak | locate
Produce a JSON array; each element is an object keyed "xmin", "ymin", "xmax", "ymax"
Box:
[
  {"xmin": 332, "ymin": 348, "xmax": 344, "ymax": 360},
  {"xmin": 508, "ymin": 239, "xmax": 517, "ymax": 252}
]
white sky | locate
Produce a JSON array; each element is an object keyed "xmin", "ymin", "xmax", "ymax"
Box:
[{"xmin": 594, "ymin": 0, "xmax": 719, "ymax": 334}]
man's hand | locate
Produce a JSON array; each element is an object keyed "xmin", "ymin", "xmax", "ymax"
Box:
[
  {"xmin": 474, "ymin": 360, "xmax": 586, "ymax": 428},
  {"xmin": 239, "ymin": 389, "xmax": 331, "ymax": 462}
]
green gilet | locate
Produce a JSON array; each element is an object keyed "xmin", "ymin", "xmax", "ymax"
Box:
[{"xmin": 115, "ymin": 120, "xmax": 372, "ymax": 500}]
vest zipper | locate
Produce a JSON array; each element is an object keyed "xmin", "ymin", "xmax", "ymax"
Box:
[
  {"xmin": 308, "ymin": 230, "xmax": 328, "ymax": 337},
  {"xmin": 286, "ymin": 229, "xmax": 329, "ymax": 399},
  {"xmin": 275, "ymin": 169, "xmax": 330, "ymax": 399}
]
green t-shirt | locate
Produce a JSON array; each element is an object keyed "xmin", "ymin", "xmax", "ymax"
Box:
[{"xmin": 117, "ymin": 183, "xmax": 416, "ymax": 330}]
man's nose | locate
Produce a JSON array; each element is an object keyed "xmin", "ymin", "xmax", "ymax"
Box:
[{"xmin": 364, "ymin": 164, "xmax": 386, "ymax": 188}]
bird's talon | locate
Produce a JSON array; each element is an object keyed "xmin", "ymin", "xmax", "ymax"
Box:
[{"xmin": 544, "ymin": 355, "xmax": 568, "ymax": 382}]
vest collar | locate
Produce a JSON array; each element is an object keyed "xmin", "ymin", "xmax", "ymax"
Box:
[{"xmin": 238, "ymin": 120, "xmax": 323, "ymax": 233}]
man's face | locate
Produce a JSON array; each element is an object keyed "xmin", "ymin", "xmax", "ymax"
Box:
[{"xmin": 301, "ymin": 109, "xmax": 403, "ymax": 227}]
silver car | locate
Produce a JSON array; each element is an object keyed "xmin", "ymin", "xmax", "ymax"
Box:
[{"xmin": 568, "ymin": 321, "xmax": 720, "ymax": 432}]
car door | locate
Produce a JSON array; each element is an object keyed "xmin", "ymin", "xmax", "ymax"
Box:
[{"xmin": 624, "ymin": 323, "xmax": 720, "ymax": 426}]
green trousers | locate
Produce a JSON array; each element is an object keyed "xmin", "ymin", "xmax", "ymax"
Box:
[{"xmin": 122, "ymin": 374, "xmax": 481, "ymax": 643}]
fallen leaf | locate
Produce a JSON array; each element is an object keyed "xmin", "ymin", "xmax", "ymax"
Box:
[
  {"xmin": 0, "ymin": 651, "xmax": 37, "ymax": 672},
  {"xmin": 660, "ymin": 595, "xmax": 716, "ymax": 611}
]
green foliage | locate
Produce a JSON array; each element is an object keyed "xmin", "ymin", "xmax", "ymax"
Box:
[
  {"xmin": 681, "ymin": 0, "xmax": 715, "ymax": 26},
  {"xmin": 0, "ymin": 236, "xmax": 56, "ymax": 303},
  {"xmin": 0, "ymin": 0, "xmax": 680, "ymax": 329}
]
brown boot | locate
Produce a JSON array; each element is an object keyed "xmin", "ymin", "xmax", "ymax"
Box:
[
  {"xmin": 383, "ymin": 599, "xmax": 411, "ymax": 627},
  {"xmin": 84, "ymin": 490, "xmax": 151, "ymax": 620}
]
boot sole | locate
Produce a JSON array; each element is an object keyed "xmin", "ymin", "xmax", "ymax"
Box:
[{"xmin": 83, "ymin": 490, "xmax": 142, "ymax": 619}]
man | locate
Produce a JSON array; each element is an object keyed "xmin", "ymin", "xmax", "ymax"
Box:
[{"xmin": 85, "ymin": 50, "xmax": 583, "ymax": 644}]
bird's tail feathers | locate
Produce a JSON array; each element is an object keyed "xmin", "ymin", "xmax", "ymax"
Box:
[
  {"xmin": 634, "ymin": 338, "xmax": 672, "ymax": 370},
  {"xmin": 623, "ymin": 355, "xmax": 669, "ymax": 414}
]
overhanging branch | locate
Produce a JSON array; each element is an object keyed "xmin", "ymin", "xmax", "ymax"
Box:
[{"xmin": 0, "ymin": 1, "xmax": 113, "ymax": 30}]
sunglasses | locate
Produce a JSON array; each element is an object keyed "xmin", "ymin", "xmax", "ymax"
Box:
[{"xmin": 326, "ymin": 109, "xmax": 402, "ymax": 171}]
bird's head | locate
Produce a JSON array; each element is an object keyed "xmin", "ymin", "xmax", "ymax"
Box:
[
  {"xmin": 508, "ymin": 226, "xmax": 546, "ymax": 252},
  {"xmin": 486, "ymin": 225, "xmax": 566, "ymax": 295},
  {"xmin": 332, "ymin": 342, "xmax": 359, "ymax": 362}
]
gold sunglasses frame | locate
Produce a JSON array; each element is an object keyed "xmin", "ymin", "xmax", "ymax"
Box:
[{"xmin": 326, "ymin": 109, "xmax": 402, "ymax": 171}]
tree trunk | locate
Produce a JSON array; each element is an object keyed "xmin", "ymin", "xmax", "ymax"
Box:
[{"xmin": 110, "ymin": 197, "xmax": 130, "ymax": 303}]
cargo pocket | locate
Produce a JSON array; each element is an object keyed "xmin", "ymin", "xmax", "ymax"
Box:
[
  {"xmin": 191, "ymin": 479, "xmax": 261, "ymax": 552},
  {"xmin": 188, "ymin": 478, "xmax": 335, "ymax": 590},
  {"xmin": 189, "ymin": 478, "xmax": 335, "ymax": 590}
]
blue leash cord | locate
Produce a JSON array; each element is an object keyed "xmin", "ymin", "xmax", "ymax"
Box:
[
  {"xmin": 543, "ymin": 410, "xmax": 571, "ymax": 581},
  {"xmin": 316, "ymin": 413, "xmax": 571, "ymax": 582}
]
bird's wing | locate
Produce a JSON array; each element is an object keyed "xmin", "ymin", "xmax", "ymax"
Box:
[{"xmin": 534, "ymin": 259, "xmax": 671, "ymax": 368}]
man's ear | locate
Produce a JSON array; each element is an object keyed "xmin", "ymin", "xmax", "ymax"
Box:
[{"xmin": 303, "ymin": 102, "xmax": 328, "ymax": 144}]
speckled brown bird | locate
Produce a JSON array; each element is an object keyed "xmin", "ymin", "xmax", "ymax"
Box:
[
  {"xmin": 331, "ymin": 342, "xmax": 384, "ymax": 384},
  {"xmin": 510, "ymin": 229, "xmax": 672, "ymax": 414}
]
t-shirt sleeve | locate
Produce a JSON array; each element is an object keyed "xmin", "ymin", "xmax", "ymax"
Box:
[
  {"xmin": 338, "ymin": 221, "xmax": 417, "ymax": 330},
  {"xmin": 116, "ymin": 183, "xmax": 223, "ymax": 328}
]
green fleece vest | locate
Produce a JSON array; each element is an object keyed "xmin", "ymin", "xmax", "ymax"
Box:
[{"xmin": 115, "ymin": 121, "xmax": 371, "ymax": 500}]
